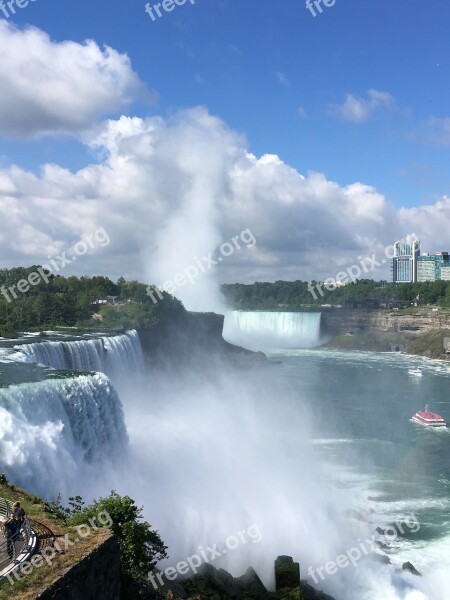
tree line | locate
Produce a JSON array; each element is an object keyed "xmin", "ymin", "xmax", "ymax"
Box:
[
  {"xmin": 221, "ymin": 279, "xmax": 450, "ymax": 310},
  {"xmin": 0, "ymin": 267, "xmax": 184, "ymax": 337}
]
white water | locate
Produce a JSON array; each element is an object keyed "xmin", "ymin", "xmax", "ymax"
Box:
[
  {"xmin": 0, "ymin": 373, "xmax": 128, "ymax": 498},
  {"xmin": 12, "ymin": 330, "xmax": 145, "ymax": 384},
  {"xmin": 0, "ymin": 331, "xmax": 143, "ymax": 497},
  {"xmin": 223, "ymin": 311, "xmax": 322, "ymax": 350},
  {"xmin": 0, "ymin": 326, "xmax": 447, "ymax": 599}
]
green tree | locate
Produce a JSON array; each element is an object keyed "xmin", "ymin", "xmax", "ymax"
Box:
[{"xmin": 67, "ymin": 491, "xmax": 168, "ymax": 593}]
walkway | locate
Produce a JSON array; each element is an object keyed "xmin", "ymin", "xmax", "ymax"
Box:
[{"xmin": 0, "ymin": 496, "xmax": 38, "ymax": 580}]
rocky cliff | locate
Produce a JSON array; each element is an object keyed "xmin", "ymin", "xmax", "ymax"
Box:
[
  {"xmin": 321, "ymin": 308, "xmax": 450, "ymax": 357},
  {"xmin": 139, "ymin": 558, "xmax": 334, "ymax": 600},
  {"xmin": 138, "ymin": 311, "xmax": 267, "ymax": 370},
  {"xmin": 321, "ymin": 307, "xmax": 450, "ymax": 337}
]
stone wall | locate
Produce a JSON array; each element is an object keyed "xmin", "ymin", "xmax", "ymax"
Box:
[{"xmin": 35, "ymin": 534, "xmax": 120, "ymax": 600}]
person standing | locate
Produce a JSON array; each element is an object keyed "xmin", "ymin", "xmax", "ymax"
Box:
[
  {"xmin": 3, "ymin": 514, "xmax": 19, "ymax": 559},
  {"xmin": 12, "ymin": 502, "xmax": 26, "ymax": 528}
]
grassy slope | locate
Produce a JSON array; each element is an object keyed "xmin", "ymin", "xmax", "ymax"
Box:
[
  {"xmin": 0, "ymin": 479, "xmax": 110, "ymax": 599},
  {"xmin": 407, "ymin": 330, "xmax": 446, "ymax": 357},
  {"xmin": 325, "ymin": 331, "xmax": 403, "ymax": 352}
]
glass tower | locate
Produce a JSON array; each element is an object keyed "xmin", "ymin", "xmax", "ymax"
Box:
[{"xmin": 390, "ymin": 240, "xmax": 421, "ymax": 283}]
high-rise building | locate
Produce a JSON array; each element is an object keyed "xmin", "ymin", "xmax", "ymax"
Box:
[
  {"xmin": 417, "ymin": 252, "xmax": 449, "ymax": 282},
  {"xmin": 390, "ymin": 240, "xmax": 421, "ymax": 283},
  {"xmin": 417, "ymin": 257, "xmax": 435, "ymax": 282},
  {"xmin": 441, "ymin": 266, "xmax": 450, "ymax": 281},
  {"xmin": 391, "ymin": 244, "xmax": 450, "ymax": 283},
  {"xmin": 436, "ymin": 252, "xmax": 449, "ymax": 280}
]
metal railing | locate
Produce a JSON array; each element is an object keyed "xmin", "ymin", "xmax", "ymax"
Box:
[{"xmin": 0, "ymin": 497, "xmax": 37, "ymax": 578}]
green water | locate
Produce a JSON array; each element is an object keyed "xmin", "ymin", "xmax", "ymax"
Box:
[{"xmin": 274, "ymin": 348, "xmax": 450, "ymax": 579}]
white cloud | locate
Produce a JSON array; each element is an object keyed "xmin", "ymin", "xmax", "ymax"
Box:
[
  {"xmin": 329, "ymin": 89, "xmax": 395, "ymax": 123},
  {"xmin": 1, "ymin": 106, "xmax": 448, "ymax": 310},
  {"xmin": 398, "ymin": 197, "xmax": 450, "ymax": 245},
  {"xmin": 2, "ymin": 26, "xmax": 432, "ymax": 306},
  {"xmin": 0, "ymin": 22, "xmax": 143, "ymax": 139}
]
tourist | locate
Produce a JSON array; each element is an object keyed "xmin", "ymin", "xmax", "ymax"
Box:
[
  {"xmin": 3, "ymin": 514, "xmax": 19, "ymax": 559},
  {"xmin": 12, "ymin": 501, "xmax": 26, "ymax": 528}
]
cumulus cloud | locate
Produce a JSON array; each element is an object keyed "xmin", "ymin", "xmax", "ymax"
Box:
[
  {"xmin": 398, "ymin": 197, "xmax": 450, "ymax": 245},
  {"xmin": 329, "ymin": 89, "xmax": 395, "ymax": 123},
  {"xmin": 0, "ymin": 22, "xmax": 143, "ymax": 138},
  {"xmin": 1, "ymin": 106, "xmax": 448, "ymax": 310}
]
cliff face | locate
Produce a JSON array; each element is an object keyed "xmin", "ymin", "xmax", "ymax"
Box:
[
  {"xmin": 321, "ymin": 308, "xmax": 450, "ymax": 337},
  {"xmin": 321, "ymin": 308, "xmax": 450, "ymax": 358},
  {"xmin": 138, "ymin": 311, "xmax": 266, "ymax": 369},
  {"xmin": 138, "ymin": 311, "xmax": 227, "ymax": 369},
  {"xmin": 148, "ymin": 560, "xmax": 334, "ymax": 600}
]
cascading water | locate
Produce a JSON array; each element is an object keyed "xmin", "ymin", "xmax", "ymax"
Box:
[
  {"xmin": 0, "ymin": 331, "xmax": 144, "ymax": 499},
  {"xmin": 223, "ymin": 311, "xmax": 322, "ymax": 350},
  {"xmin": 0, "ymin": 325, "xmax": 442, "ymax": 599},
  {"xmin": 0, "ymin": 373, "xmax": 128, "ymax": 498},
  {"xmin": 12, "ymin": 330, "xmax": 145, "ymax": 383}
]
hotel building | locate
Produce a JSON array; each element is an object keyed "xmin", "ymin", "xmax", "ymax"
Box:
[{"xmin": 390, "ymin": 241, "xmax": 421, "ymax": 283}]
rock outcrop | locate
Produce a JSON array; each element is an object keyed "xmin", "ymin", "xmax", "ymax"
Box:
[
  {"xmin": 138, "ymin": 311, "xmax": 267, "ymax": 370},
  {"xmin": 275, "ymin": 556, "xmax": 300, "ymax": 592},
  {"xmin": 322, "ymin": 307, "xmax": 450, "ymax": 337},
  {"xmin": 402, "ymin": 561, "xmax": 421, "ymax": 577},
  {"xmin": 148, "ymin": 558, "xmax": 335, "ymax": 600},
  {"xmin": 321, "ymin": 308, "xmax": 450, "ymax": 358}
]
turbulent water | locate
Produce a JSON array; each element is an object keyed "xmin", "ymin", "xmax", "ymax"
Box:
[
  {"xmin": 11, "ymin": 330, "xmax": 145, "ymax": 384},
  {"xmin": 223, "ymin": 310, "xmax": 322, "ymax": 350},
  {"xmin": 0, "ymin": 319, "xmax": 449, "ymax": 600},
  {"xmin": 269, "ymin": 348, "xmax": 450, "ymax": 600},
  {"xmin": 0, "ymin": 330, "xmax": 143, "ymax": 497},
  {"xmin": 0, "ymin": 372, "xmax": 127, "ymax": 497}
]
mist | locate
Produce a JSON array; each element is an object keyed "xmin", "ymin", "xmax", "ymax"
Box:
[
  {"xmin": 141, "ymin": 109, "xmax": 240, "ymax": 314},
  {"xmin": 118, "ymin": 359, "xmax": 349, "ymax": 594},
  {"xmin": 0, "ymin": 328, "xmax": 441, "ymax": 600},
  {"xmin": 111, "ymin": 350, "xmax": 436, "ymax": 600}
]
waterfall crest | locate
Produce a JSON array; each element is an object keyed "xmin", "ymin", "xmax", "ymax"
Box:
[
  {"xmin": 223, "ymin": 311, "xmax": 322, "ymax": 350},
  {"xmin": 12, "ymin": 330, "xmax": 144, "ymax": 381}
]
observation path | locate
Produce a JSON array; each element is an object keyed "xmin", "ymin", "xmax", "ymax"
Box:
[{"xmin": 0, "ymin": 496, "xmax": 39, "ymax": 580}]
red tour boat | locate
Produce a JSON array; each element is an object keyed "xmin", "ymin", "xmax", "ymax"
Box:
[{"xmin": 412, "ymin": 405, "xmax": 447, "ymax": 428}]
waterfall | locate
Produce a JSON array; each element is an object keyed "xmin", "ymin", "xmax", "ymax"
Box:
[
  {"xmin": 0, "ymin": 373, "xmax": 128, "ymax": 498},
  {"xmin": 223, "ymin": 311, "xmax": 322, "ymax": 350},
  {"xmin": 12, "ymin": 330, "xmax": 145, "ymax": 382},
  {"xmin": 0, "ymin": 330, "xmax": 142, "ymax": 498}
]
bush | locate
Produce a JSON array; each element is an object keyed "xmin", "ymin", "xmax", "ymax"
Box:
[{"xmin": 67, "ymin": 491, "xmax": 168, "ymax": 593}]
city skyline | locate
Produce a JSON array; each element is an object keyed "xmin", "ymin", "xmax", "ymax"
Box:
[{"xmin": 390, "ymin": 240, "xmax": 450, "ymax": 284}]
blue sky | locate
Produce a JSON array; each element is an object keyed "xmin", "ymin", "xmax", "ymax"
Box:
[
  {"xmin": 1, "ymin": 0, "xmax": 450, "ymax": 295},
  {"xmin": 4, "ymin": 0, "xmax": 450, "ymax": 205}
]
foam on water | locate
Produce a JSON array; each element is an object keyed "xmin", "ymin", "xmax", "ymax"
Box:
[
  {"xmin": 0, "ymin": 373, "xmax": 128, "ymax": 497},
  {"xmin": 0, "ymin": 325, "xmax": 449, "ymax": 599},
  {"xmin": 10, "ymin": 330, "xmax": 145, "ymax": 385}
]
